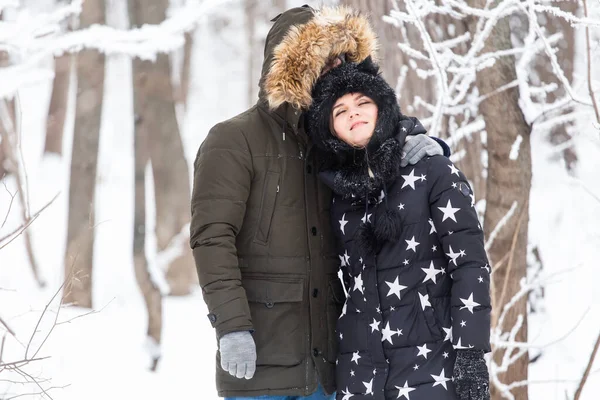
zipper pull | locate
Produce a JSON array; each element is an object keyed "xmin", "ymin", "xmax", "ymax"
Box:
[
  {"xmin": 299, "ymin": 150, "xmax": 304, "ymax": 160},
  {"xmin": 276, "ymin": 185, "xmax": 280, "ymax": 193}
]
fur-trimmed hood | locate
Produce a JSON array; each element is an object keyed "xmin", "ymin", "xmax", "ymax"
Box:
[{"xmin": 259, "ymin": 5, "xmax": 378, "ymax": 111}]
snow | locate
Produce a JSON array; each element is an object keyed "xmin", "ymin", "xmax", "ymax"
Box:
[{"xmin": 1, "ymin": 0, "xmax": 600, "ymax": 399}]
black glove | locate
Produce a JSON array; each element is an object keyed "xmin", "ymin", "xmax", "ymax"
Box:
[{"xmin": 453, "ymin": 349, "xmax": 490, "ymax": 400}]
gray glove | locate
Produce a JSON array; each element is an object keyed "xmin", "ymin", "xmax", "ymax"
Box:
[
  {"xmin": 219, "ymin": 331, "xmax": 256, "ymax": 379},
  {"xmin": 400, "ymin": 134, "xmax": 443, "ymax": 167},
  {"xmin": 453, "ymin": 349, "xmax": 490, "ymax": 400}
]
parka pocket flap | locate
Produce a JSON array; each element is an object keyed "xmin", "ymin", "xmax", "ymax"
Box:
[
  {"xmin": 244, "ymin": 278, "xmax": 303, "ymax": 304},
  {"xmin": 254, "ymin": 171, "xmax": 280, "ymax": 244}
]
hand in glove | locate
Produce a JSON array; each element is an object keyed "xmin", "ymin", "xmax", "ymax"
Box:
[
  {"xmin": 400, "ymin": 134, "xmax": 445, "ymax": 167},
  {"xmin": 453, "ymin": 349, "xmax": 490, "ymax": 400},
  {"xmin": 219, "ymin": 331, "xmax": 256, "ymax": 380}
]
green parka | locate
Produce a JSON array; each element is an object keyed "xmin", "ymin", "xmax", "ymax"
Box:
[{"xmin": 190, "ymin": 5, "xmax": 378, "ymax": 397}]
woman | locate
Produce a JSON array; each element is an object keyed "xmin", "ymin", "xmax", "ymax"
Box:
[{"xmin": 305, "ymin": 58, "xmax": 491, "ymax": 400}]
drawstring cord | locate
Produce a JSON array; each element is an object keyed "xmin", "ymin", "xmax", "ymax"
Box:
[{"xmin": 281, "ymin": 104, "xmax": 286, "ymax": 141}]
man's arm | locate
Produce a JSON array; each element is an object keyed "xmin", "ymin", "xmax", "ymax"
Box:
[{"xmin": 190, "ymin": 122, "xmax": 254, "ymax": 338}]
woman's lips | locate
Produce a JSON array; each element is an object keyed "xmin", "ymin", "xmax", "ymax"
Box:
[{"xmin": 350, "ymin": 121, "xmax": 367, "ymax": 131}]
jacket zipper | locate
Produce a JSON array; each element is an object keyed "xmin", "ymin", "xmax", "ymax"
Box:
[{"xmin": 302, "ymin": 143, "xmax": 314, "ymax": 394}]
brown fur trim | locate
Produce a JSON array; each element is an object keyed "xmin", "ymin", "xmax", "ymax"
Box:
[{"xmin": 264, "ymin": 6, "xmax": 378, "ymax": 110}]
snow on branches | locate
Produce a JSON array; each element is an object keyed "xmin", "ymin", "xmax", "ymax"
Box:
[
  {"xmin": 0, "ymin": 0, "xmax": 237, "ymax": 99},
  {"xmin": 385, "ymin": 0, "xmax": 600, "ymax": 140}
]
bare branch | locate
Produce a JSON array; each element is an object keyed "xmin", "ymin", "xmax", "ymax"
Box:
[
  {"xmin": 0, "ymin": 315, "xmax": 15, "ymax": 337},
  {"xmin": 574, "ymin": 330, "xmax": 600, "ymax": 400},
  {"xmin": 1, "ymin": 178, "xmax": 17, "ymax": 230},
  {"xmin": 0, "ymin": 193, "xmax": 59, "ymax": 250}
]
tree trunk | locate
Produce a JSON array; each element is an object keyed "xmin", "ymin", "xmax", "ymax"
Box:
[
  {"xmin": 133, "ymin": 111, "xmax": 163, "ymax": 372},
  {"xmin": 63, "ymin": 0, "xmax": 105, "ymax": 309},
  {"xmin": 129, "ymin": 0, "xmax": 195, "ymax": 296},
  {"xmin": 536, "ymin": 1, "xmax": 577, "ymax": 170},
  {"xmin": 177, "ymin": 31, "xmax": 193, "ymax": 110},
  {"xmin": 44, "ymin": 52, "xmax": 72, "ymax": 155},
  {"xmin": 466, "ymin": 1, "xmax": 532, "ymax": 398}
]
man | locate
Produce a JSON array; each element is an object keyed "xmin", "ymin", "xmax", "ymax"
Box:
[{"xmin": 190, "ymin": 5, "xmax": 447, "ymax": 399}]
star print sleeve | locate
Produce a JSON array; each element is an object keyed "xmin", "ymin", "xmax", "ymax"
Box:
[{"xmin": 427, "ymin": 156, "xmax": 491, "ymax": 352}]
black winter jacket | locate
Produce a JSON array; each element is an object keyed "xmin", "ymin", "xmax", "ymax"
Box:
[{"xmin": 319, "ymin": 117, "xmax": 491, "ymax": 400}]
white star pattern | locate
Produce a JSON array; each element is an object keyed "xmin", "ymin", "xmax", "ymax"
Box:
[
  {"xmin": 478, "ymin": 276, "xmax": 484, "ymax": 283},
  {"xmin": 341, "ymin": 388, "xmax": 354, "ymax": 400},
  {"xmin": 413, "ymin": 364, "xmax": 419, "ymax": 371},
  {"xmin": 381, "ymin": 322, "xmax": 396, "ymax": 344},
  {"xmin": 361, "ymin": 213, "xmax": 373, "ymax": 224},
  {"xmin": 353, "ymin": 273, "xmax": 364, "ymax": 294},
  {"xmin": 417, "ymin": 344, "xmax": 432, "ymax": 359},
  {"xmin": 418, "ymin": 292, "xmax": 432, "ymax": 310},
  {"xmin": 428, "ymin": 218, "xmax": 437, "ymax": 234},
  {"xmin": 443, "ymin": 326, "xmax": 452, "ymax": 342},
  {"xmin": 446, "ymin": 245, "xmax": 461, "ymax": 266},
  {"xmin": 454, "ymin": 337, "xmax": 471, "ymax": 349},
  {"xmin": 405, "ymin": 236, "xmax": 420, "ymax": 252},
  {"xmin": 431, "ymin": 368, "xmax": 452, "ymax": 390},
  {"xmin": 448, "ymin": 164, "xmax": 460, "ymax": 176},
  {"xmin": 363, "ymin": 378, "xmax": 374, "ymax": 395},
  {"xmin": 443, "ymin": 352, "xmax": 449, "ymax": 358},
  {"xmin": 351, "ymin": 351, "xmax": 361, "ymax": 364},
  {"xmin": 385, "ymin": 277, "xmax": 407, "ymax": 300},
  {"xmin": 460, "ymin": 320, "xmax": 467, "ymax": 327},
  {"xmin": 421, "ymin": 261, "xmax": 443, "ymax": 284},
  {"xmin": 369, "ymin": 318, "xmax": 381, "ymax": 333},
  {"xmin": 403, "ymin": 259, "xmax": 409, "ymax": 265},
  {"xmin": 395, "ymin": 381, "xmax": 416, "ymax": 400},
  {"xmin": 378, "ymin": 190, "xmax": 386, "ymax": 204},
  {"xmin": 459, "ymin": 293, "xmax": 481, "ymax": 314},
  {"xmin": 339, "ymin": 213, "xmax": 348, "ymax": 235},
  {"xmin": 401, "ymin": 169, "xmax": 420, "ymax": 190},
  {"xmin": 398, "ymin": 203, "xmax": 405, "ymax": 210},
  {"xmin": 438, "ymin": 199, "xmax": 461, "ymax": 222}
]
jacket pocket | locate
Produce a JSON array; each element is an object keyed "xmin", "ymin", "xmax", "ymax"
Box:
[
  {"xmin": 244, "ymin": 276, "xmax": 304, "ymax": 366},
  {"xmin": 326, "ymin": 276, "xmax": 345, "ymax": 363},
  {"xmin": 423, "ymin": 288, "xmax": 445, "ymax": 341},
  {"xmin": 254, "ymin": 171, "xmax": 280, "ymax": 245}
]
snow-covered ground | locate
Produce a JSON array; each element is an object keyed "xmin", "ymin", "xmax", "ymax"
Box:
[{"xmin": 1, "ymin": 1, "xmax": 599, "ymax": 399}]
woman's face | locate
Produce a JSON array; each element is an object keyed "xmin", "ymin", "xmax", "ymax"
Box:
[{"xmin": 331, "ymin": 93, "xmax": 378, "ymax": 148}]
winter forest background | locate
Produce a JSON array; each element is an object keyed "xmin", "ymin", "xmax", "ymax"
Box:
[{"xmin": 0, "ymin": 0, "xmax": 599, "ymax": 399}]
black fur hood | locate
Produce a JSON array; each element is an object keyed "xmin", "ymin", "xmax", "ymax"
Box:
[{"xmin": 306, "ymin": 57, "xmax": 403, "ymax": 164}]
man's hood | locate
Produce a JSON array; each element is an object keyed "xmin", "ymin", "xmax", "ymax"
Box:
[{"xmin": 259, "ymin": 5, "xmax": 378, "ymax": 111}]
